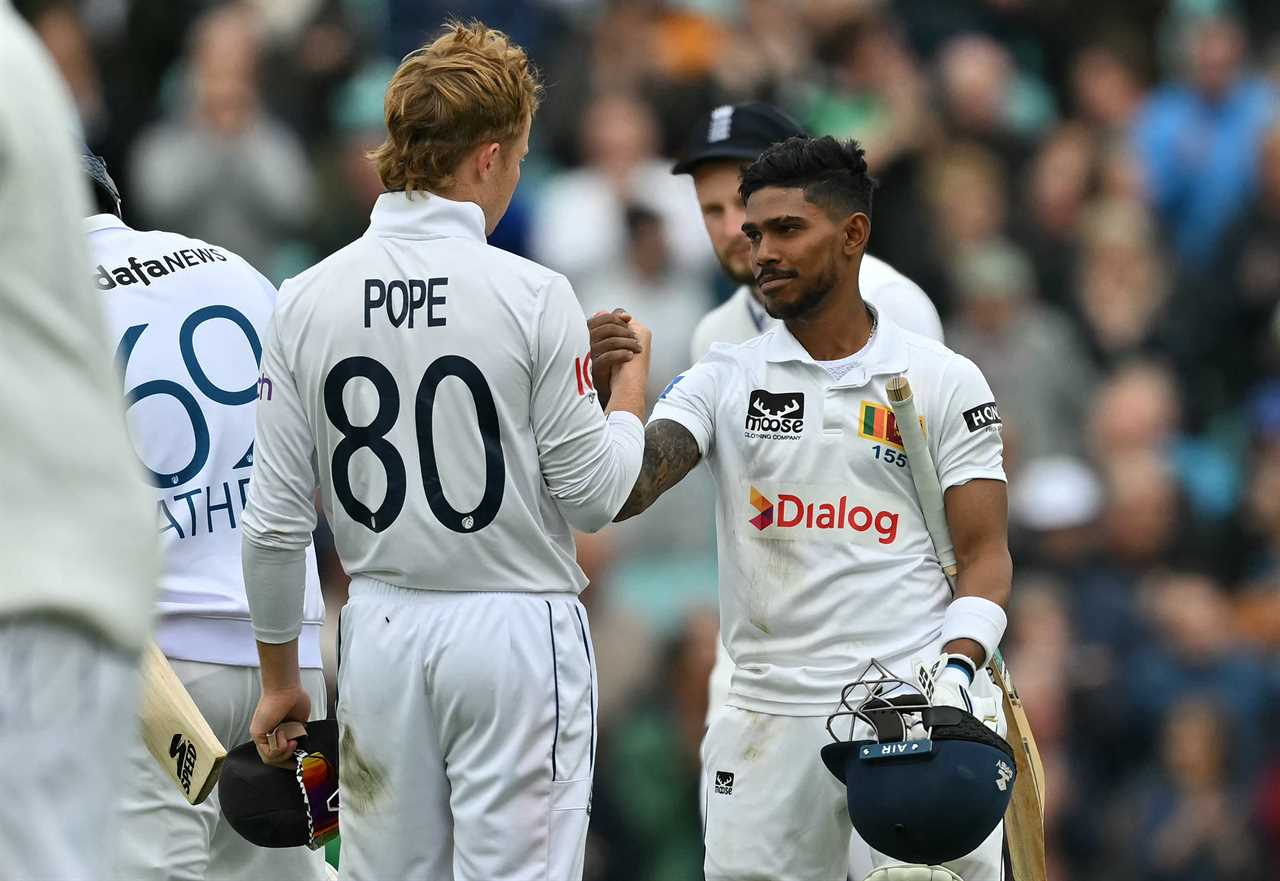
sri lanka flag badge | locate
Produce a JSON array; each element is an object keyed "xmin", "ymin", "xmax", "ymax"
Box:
[{"xmin": 858, "ymin": 401, "xmax": 923, "ymax": 450}]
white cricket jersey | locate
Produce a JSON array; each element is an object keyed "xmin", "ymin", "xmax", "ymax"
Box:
[
  {"xmin": 242, "ymin": 192, "xmax": 644, "ymax": 617},
  {"xmin": 690, "ymin": 254, "xmax": 944, "ymax": 362},
  {"xmin": 0, "ymin": 2, "xmax": 158, "ymax": 651},
  {"xmin": 652, "ymin": 307, "xmax": 1005, "ymax": 714},
  {"xmin": 86, "ymin": 214, "xmax": 325, "ymax": 667}
]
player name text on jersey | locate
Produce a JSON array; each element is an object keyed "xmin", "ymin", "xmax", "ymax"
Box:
[{"xmin": 364, "ymin": 277, "xmax": 448, "ymax": 329}]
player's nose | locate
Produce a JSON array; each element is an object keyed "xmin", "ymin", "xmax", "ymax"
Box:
[{"xmin": 754, "ymin": 235, "xmax": 781, "ymax": 265}]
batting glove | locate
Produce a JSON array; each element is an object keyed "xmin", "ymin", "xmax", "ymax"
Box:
[{"xmin": 916, "ymin": 653, "xmax": 978, "ymax": 718}]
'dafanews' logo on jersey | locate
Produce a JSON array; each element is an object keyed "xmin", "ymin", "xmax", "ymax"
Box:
[
  {"xmin": 745, "ymin": 389, "xmax": 804, "ymax": 439},
  {"xmin": 747, "ymin": 485, "xmax": 899, "ymax": 544}
]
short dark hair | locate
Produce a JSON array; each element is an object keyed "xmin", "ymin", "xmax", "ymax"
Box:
[{"xmin": 739, "ymin": 135, "xmax": 876, "ymax": 219}]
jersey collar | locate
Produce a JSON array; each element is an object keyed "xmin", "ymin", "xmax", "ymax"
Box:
[
  {"xmin": 368, "ymin": 191, "xmax": 487, "ymax": 242},
  {"xmin": 84, "ymin": 213, "xmax": 128, "ymax": 234},
  {"xmin": 764, "ymin": 303, "xmax": 908, "ymax": 386}
]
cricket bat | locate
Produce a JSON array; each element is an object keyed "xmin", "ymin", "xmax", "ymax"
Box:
[
  {"xmin": 139, "ymin": 641, "xmax": 226, "ymax": 805},
  {"xmin": 885, "ymin": 375, "xmax": 1047, "ymax": 881}
]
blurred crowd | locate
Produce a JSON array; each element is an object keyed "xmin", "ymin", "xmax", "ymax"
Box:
[{"xmin": 20, "ymin": 0, "xmax": 1280, "ymax": 878}]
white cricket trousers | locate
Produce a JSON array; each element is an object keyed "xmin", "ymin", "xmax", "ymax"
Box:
[
  {"xmin": 703, "ymin": 669, "xmax": 1008, "ymax": 881},
  {"xmin": 107, "ymin": 660, "xmax": 329, "ymax": 881},
  {"xmin": 337, "ymin": 579, "xmax": 597, "ymax": 881},
  {"xmin": 0, "ymin": 616, "xmax": 139, "ymax": 881}
]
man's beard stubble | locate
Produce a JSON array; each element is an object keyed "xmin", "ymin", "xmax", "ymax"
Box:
[
  {"xmin": 718, "ymin": 249, "xmax": 756, "ymax": 287},
  {"xmin": 762, "ymin": 255, "xmax": 840, "ymax": 321}
]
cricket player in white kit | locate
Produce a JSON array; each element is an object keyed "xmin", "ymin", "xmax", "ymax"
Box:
[
  {"xmin": 670, "ymin": 103, "xmax": 947, "ymax": 732},
  {"xmin": 80, "ymin": 155, "xmax": 330, "ymax": 881},
  {"xmin": 614, "ymin": 136, "xmax": 1012, "ymax": 881},
  {"xmin": 0, "ymin": 4, "xmax": 159, "ymax": 879},
  {"xmin": 240, "ymin": 23, "xmax": 651, "ymax": 881}
]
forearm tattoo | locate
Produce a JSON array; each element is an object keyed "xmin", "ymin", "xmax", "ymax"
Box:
[{"xmin": 614, "ymin": 419, "xmax": 702, "ymax": 521}]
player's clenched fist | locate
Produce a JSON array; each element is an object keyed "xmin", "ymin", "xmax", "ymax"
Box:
[
  {"xmin": 250, "ymin": 686, "xmax": 311, "ymax": 768},
  {"xmin": 587, "ymin": 308, "xmax": 649, "ymax": 407}
]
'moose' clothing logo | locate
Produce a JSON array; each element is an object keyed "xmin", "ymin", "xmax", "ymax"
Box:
[
  {"xmin": 714, "ymin": 770, "xmax": 735, "ymax": 795},
  {"xmin": 747, "ymin": 485, "xmax": 899, "ymax": 544},
  {"xmin": 963, "ymin": 401, "xmax": 1002, "ymax": 433},
  {"xmin": 745, "ymin": 389, "xmax": 804, "ymax": 439}
]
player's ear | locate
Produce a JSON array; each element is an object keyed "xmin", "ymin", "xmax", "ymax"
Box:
[
  {"xmin": 474, "ymin": 141, "xmax": 502, "ymax": 181},
  {"xmin": 842, "ymin": 212, "xmax": 870, "ymax": 256}
]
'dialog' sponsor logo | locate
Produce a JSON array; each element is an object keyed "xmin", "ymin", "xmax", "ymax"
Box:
[{"xmin": 747, "ymin": 486, "xmax": 899, "ymax": 544}]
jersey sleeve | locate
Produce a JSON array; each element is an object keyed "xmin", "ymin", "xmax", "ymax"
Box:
[
  {"xmin": 241, "ymin": 306, "xmax": 319, "ymax": 550},
  {"xmin": 241, "ymin": 302, "xmax": 318, "ymax": 643},
  {"xmin": 648, "ymin": 345, "xmax": 725, "ymax": 458},
  {"xmin": 529, "ymin": 275, "xmax": 644, "ymax": 532},
  {"xmin": 932, "ymin": 354, "xmax": 1006, "ymax": 491}
]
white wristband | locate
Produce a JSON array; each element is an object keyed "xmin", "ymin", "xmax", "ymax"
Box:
[{"xmin": 940, "ymin": 596, "xmax": 1007, "ymax": 667}]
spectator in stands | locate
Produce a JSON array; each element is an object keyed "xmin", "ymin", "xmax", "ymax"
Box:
[
  {"xmin": 577, "ymin": 205, "xmax": 713, "ymax": 405},
  {"xmin": 309, "ymin": 60, "xmax": 395, "ymax": 260},
  {"xmin": 1130, "ymin": 695, "xmax": 1264, "ymax": 880},
  {"xmin": 530, "ymin": 91, "xmax": 712, "ymax": 288},
  {"xmin": 1220, "ymin": 122, "xmax": 1280, "ymax": 371},
  {"xmin": 1071, "ymin": 41, "xmax": 1148, "ymax": 133},
  {"xmin": 1129, "ymin": 575, "xmax": 1272, "ymax": 754},
  {"xmin": 1132, "ymin": 13, "xmax": 1278, "ymax": 268},
  {"xmin": 130, "ymin": 3, "xmax": 312, "ymax": 279},
  {"xmin": 591, "ymin": 609, "xmax": 718, "ymax": 881},
  {"xmin": 944, "ymin": 239, "xmax": 1097, "ymax": 464},
  {"xmin": 1009, "ymin": 456, "xmax": 1104, "ymax": 572},
  {"xmin": 919, "ymin": 142, "xmax": 1009, "ymax": 309},
  {"xmin": 1016, "ymin": 123, "xmax": 1098, "ymax": 309},
  {"xmin": 574, "ymin": 531, "xmax": 657, "ymax": 731},
  {"xmin": 936, "ymin": 33, "xmax": 1045, "ymax": 174},
  {"xmin": 28, "ymin": 1, "xmax": 103, "ymax": 136},
  {"xmin": 1089, "ymin": 361, "xmax": 1238, "ymax": 519}
]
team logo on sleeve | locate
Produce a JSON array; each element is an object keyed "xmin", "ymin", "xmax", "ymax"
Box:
[
  {"xmin": 659, "ymin": 374, "xmax": 684, "ymax": 400},
  {"xmin": 962, "ymin": 401, "xmax": 1002, "ymax": 433},
  {"xmin": 573, "ymin": 351, "xmax": 596, "ymax": 403},
  {"xmin": 745, "ymin": 390, "xmax": 804, "ymax": 439}
]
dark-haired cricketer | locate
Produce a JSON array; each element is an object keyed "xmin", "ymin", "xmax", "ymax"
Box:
[{"xmin": 613, "ymin": 136, "xmax": 1014, "ymax": 881}]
